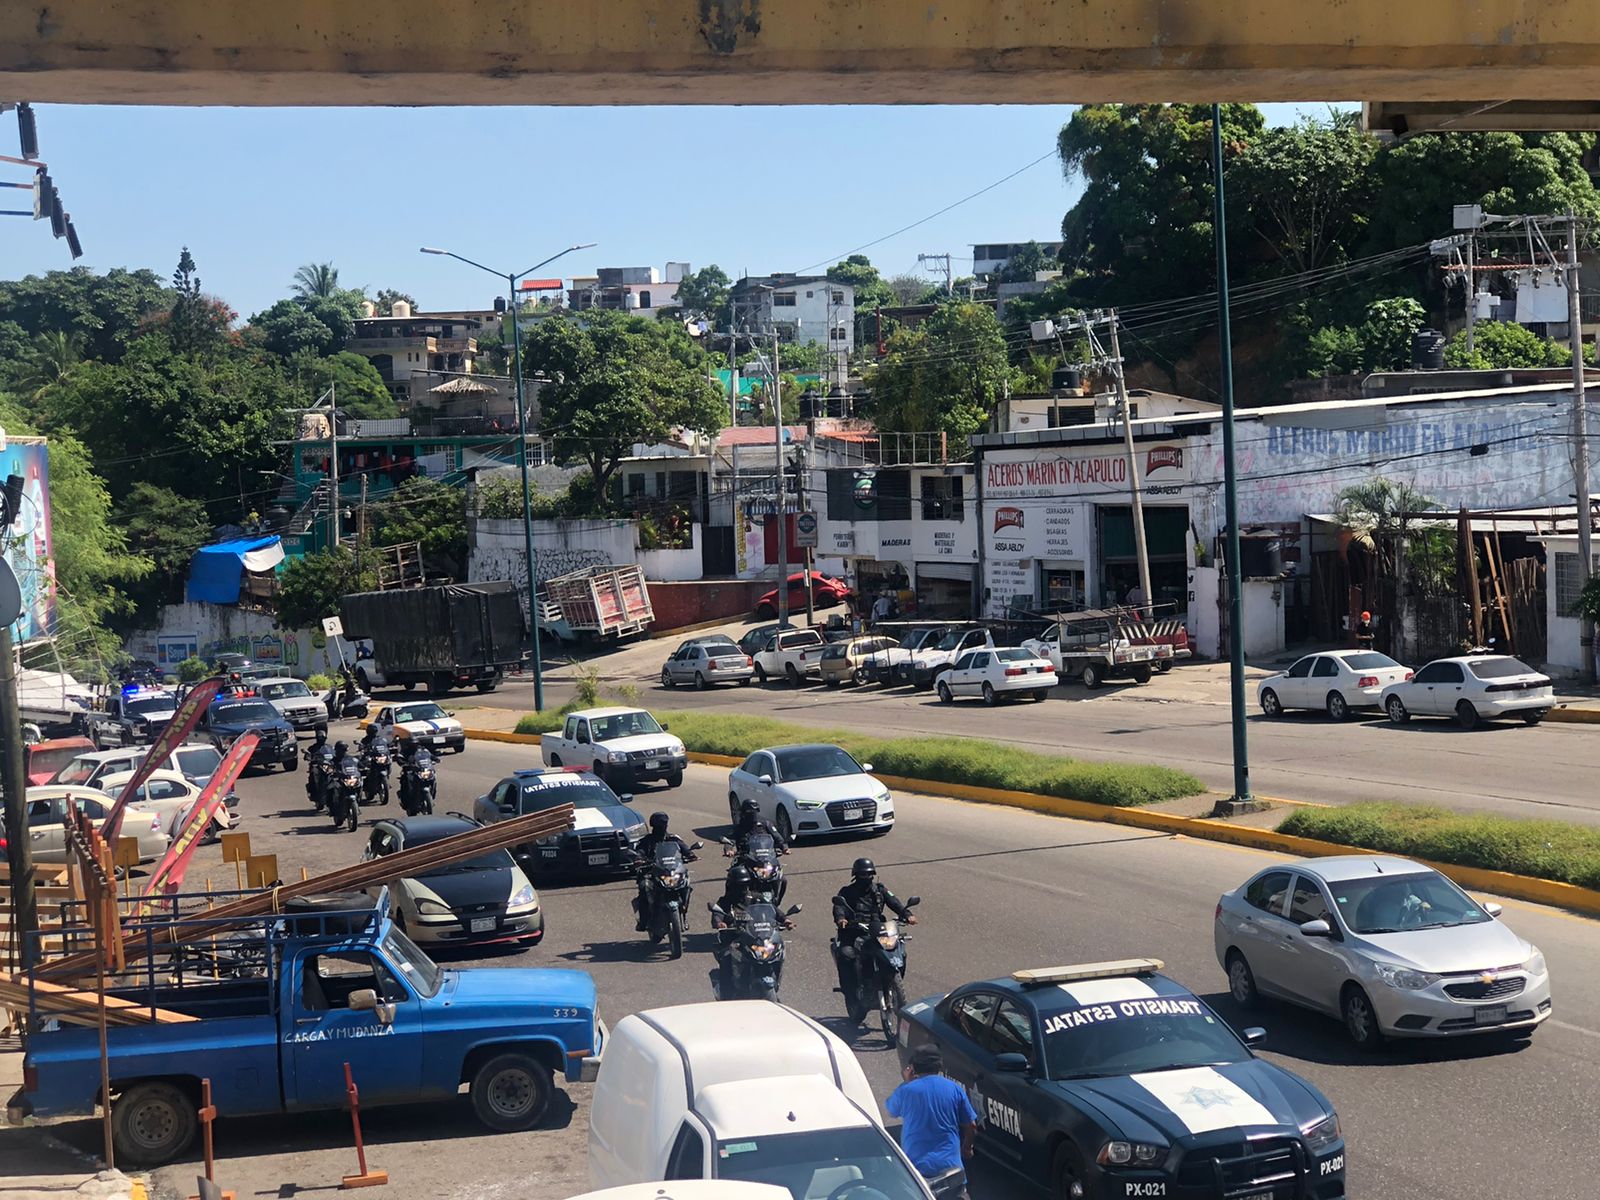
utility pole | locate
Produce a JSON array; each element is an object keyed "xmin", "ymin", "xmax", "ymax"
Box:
[
  {"xmin": 727, "ymin": 324, "xmax": 740, "ymax": 427},
  {"xmin": 356, "ymin": 473, "xmax": 369, "ymax": 578},
  {"xmin": 1465, "ymin": 231, "xmax": 1477, "ymax": 357},
  {"xmin": 1211, "ymin": 102, "xmax": 1253, "ymax": 809},
  {"xmin": 0, "ymin": 623, "xmax": 37, "ymax": 968},
  {"xmin": 1106, "ymin": 311, "xmax": 1153, "ymax": 613},
  {"xmin": 327, "ymin": 381, "xmax": 341, "ymax": 549},
  {"xmin": 919, "ymin": 252, "xmax": 953, "ymax": 295},
  {"xmin": 772, "ymin": 329, "xmax": 789, "ymax": 626},
  {"xmin": 1567, "ymin": 212, "xmax": 1595, "ymax": 683}
]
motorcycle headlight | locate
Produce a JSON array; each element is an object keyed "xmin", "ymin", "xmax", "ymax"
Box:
[
  {"xmin": 661, "ymin": 871, "xmax": 684, "ymax": 887},
  {"xmin": 1098, "ymin": 1141, "xmax": 1165, "ymax": 1167},
  {"xmin": 877, "ymin": 933, "xmax": 899, "ymax": 951},
  {"xmin": 1523, "ymin": 947, "xmax": 1547, "ymax": 976},
  {"xmin": 416, "ymin": 898, "xmax": 453, "ymax": 916},
  {"xmin": 1301, "ymin": 1113, "xmax": 1341, "ymax": 1153},
  {"xmin": 419, "ymin": 769, "xmax": 434, "ymax": 780},
  {"xmin": 1373, "ymin": 962, "xmax": 1438, "ymax": 990},
  {"xmin": 751, "ymin": 941, "xmax": 777, "ymax": 961},
  {"xmin": 508, "ymin": 882, "xmax": 536, "ymax": 909},
  {"xmin": 753, "ymin": 864, "xmax": 774, "ymax": 878}
]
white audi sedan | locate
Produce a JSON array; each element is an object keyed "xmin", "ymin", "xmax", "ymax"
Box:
[
  {"xmin": 1257, "ymin": 649, "xmax": 1412, "ymax": 721},
  {"xmin": 1380, "ymin": 654, "xmax": 1553, "ymax": 729},
  {"xmin": 727, "ymin": 744, "xmax": 894, "ymax": 842},
  {"xmin": 1215, "ymin": 856, "xmax": 1551, "ymax": 1048},
  {"xmin": 936, "ymin": 645, "xmax": 1055, "ymax": 705}
]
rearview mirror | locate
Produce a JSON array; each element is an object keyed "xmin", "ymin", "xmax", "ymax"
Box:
[
  {"xmin": 619, "ymin": 793, "xmax": 635, "ymax": 803},
  {"xmin": 721, "ymin": 836, "xmax": 735, "ymax": 847},
  {"xmin": 1483, "ymin": 902, "xmax": 1503, "ymax": 918},
  {"xmin": 994, "ymin": 1052, "xmax": 1029, "ymax": 1074},
  {"xmin": 785, "ymin": 903, "xmax": 804, "ymax": 916},
  {"xmin": 861, "ymin": 762, "xmax": 874, "ymax": 772},
  {"xmin": 1298, "ymin": 919, "xmax": 1332, "ymax": 938},
  {"xmin": 906, "ymin": 896, "xmax": 921, "ymax": 908},
  {"xmin": 757, "ymin": 775, "xmax": 773, "ymax": 786},
  {"xmin": 708, "ymin": 903, "xmax": 724, "ymax": 916},
  {"xmin": 660, "ymin": 722, "xmax": 669, "ymax": 731},
  {"xmin": 690, "ymin": 841, "xmax": 704, "ymax": 850},
  {"xmin": 1242, "ymin": 1026, "xmax": 1267, "ymax": 1046}
]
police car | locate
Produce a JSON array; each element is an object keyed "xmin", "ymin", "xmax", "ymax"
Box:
[
  {"xmin": 896, "ymin": 959, "xmax": 1347, "ymax": 1200},
  {"xmin": 471, "ymin": 766, "xmax": 646, "ymax": 878}
]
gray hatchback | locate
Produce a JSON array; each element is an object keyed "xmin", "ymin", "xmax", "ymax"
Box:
[{"xmin": 660, "ymin": 636, "xmax": 754, "ymax": 690}]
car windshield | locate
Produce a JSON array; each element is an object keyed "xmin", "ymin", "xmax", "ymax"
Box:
[
  {"xmin": 773, "ymin": 745, "xmax": 861, "ymax": 780},
  {"xmin": 1467, "ymin": 657, "xmax": 1539, "ymax": 680},
  {"xmin": 124, "ymin": 696, "xmax": 174, "ymax": 716},
  {"xmin": 715, "ymin": 1126, "xmax": 926, "ymax": 1200},
  {"xmin": 53, "ymin": 758, "xmax": 101, "ymax": 786},
  {"xmin": 1327, "ymin": 870, "xmax": 1490, "ymax": 934},
  {"xmin": 521, "ymin": 777, "xmax": 621, "ymax": 811},
  {"xmin": 1042, "ymin": 995, "xmax": 1249, "ymax": 1079},
  {"xmin": 701, "ymin": 640, "xmax": 740, "ymax": 654},
  {"xmin": 382, "ymin": 927, "xmax": 441, "ymax": 997},
  {"xmin": 934, "ymin": 630, "xmax": 968, "ymax": 651},
  {"xmin": 259, "ymin": 680, "xmax": 313, "ymax": 700},
  {"xmin": 1342, "ymin": 652, "xmax": 1401, "ymax": 671},
  {"xmin": 822, "ymin": 644, "xmax": 848, "ymax": 660},
  {"xmin": 591, "ymin": 711, "xmax": 663, "ymax": 738},
  {"xmin": 419, "ymin": 845, "xmax": 514, "ymax": 875},
  {"xmin": 995, "ymin": 647, "xmax": 1033, "ymax": 662},
  {"xmin": 393, "ymin": 702, "xmax": 447, "ymax": 722},
  {"xmin": 212, "ymin": 701, "xmax": 278, "ymax": 724},
  {"xmin": 173, "ymin": 745, "xmax": 222, "ymax": 782}
]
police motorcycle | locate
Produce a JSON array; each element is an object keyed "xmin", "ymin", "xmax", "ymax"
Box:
[
  {"xmin": 398, "ymin": 746, "xmax": 437, "ymax": 816},
  {"xmin": 360, "ymin": 734, "xmax": 393, "ymax": 806},
  {"xmin": 631, "ymin": 839, "xmax": 703, "ymax": 959},
  {"xmin": 306, "ymin": 736, "xmax": 335, "ymax": 813},
  {"xmin": 834, "ymin": 895, "xmax": 921, "ymax": 1045},
  {"xmin": 322, "ymin": 667, "xmax": 370, "ymax": 721},
  {"xmin": 720, "ymin": 831, "xmax": 788, "ymax": 904},
  {"xmin": 330, "ymin": 753, "xmax": 363, "ymax": 832},
  {"xmin": 708, "ymin": 899, "xmax": 803, "ymax": 1002}
]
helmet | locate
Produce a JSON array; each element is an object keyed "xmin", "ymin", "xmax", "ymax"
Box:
[
  {"xmin": 726, "ymin": 864, "xmax": 753, "ymax": 892},
  {"xmin": 852, "ymin": 857, "xmax": 877, "ymax": 883},
  {"xmin": 333, "ymin": 741, "xmax": 348, "ymax": 758},
  {"xmin": 739, "ymin": 798, "xmax": 760, "ymax": 818},
  {"xmin": 1360, "ymin": 611, "xmax": 1371, "ymax": 621},
  {"xmin": 649, "ymin": 811, "xmax": 670, "ymax": 833},
  {"xmin": 313, "ymin": 727, "xmax": 327, "ymax": 744}
]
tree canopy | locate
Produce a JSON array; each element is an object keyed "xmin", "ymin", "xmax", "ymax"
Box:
[{"xmin": 868, "ymin": 301, "xmax": 1009, "ymax": 439}]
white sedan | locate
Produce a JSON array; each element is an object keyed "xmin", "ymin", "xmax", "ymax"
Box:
[
  {"xmin": 97, "ymin": 768, "xmax": 236, "ymax": 840},
  {"xmin": 936, "ymin": 646, "xmax": 1055, "ymax": 705},
  {"xmin": 1381, "ymin": 654, "xmax": 1554, "ymax": 729},
  {"xmin": 727, "ymin": 744, "xmax": 894, "ymax": 842},
  {"xmin": 1257, "ymin": 649, "xmax": 1413, "ymax": 721}
]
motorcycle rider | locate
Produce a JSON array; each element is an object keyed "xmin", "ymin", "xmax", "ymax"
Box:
[
  {"xmin": 306, "ymin": 727, "xmax": 334, "ymax": 810},
  {"xmin": 831, "ymin": 858, "xmax": 916, "ymax": 1006},
  {"xmin": 710, "ymin": 863, "xmax": 755, "ymax": 999},
  {"xmin": 727, "ymin": 797, "xmax": 789, "ymax": 856},
  {"xmin": 633, "ymin": 811, "xmax": 697, "ymax": 932},
  {"xmin": 360, "ymin": 723, "xmax": 390, "ymax": 803}
]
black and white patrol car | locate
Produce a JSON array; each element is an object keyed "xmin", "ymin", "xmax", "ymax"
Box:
[{"xmin": 896, "ymin": 959, "xmax": 1347, "ymax": 1200}]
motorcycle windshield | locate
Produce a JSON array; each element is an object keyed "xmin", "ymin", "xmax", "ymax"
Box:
[
  {"xmin": 653, "ymin": 844, "xmax": 684, "ymax": 872},
  {"xmin": 744, "ymin": 834, "xmax": 777, "ymax": 866},
  {"xmin": 412, "ymin": 751, "xmax": 433, "ymax": 767},
  {"xmin": 742, "ymin": 902, "xmax": 779, "ymax": 941}
]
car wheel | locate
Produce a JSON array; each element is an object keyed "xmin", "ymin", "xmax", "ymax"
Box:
[
  {"xmin": 112, "ymin": 1080, "xmax": 198, "ymax": 1167},
  {"xmin": 1226, "ymin": 950, "xmax": 1260, "ymax": 1009},
  {"xmin": 1033, "ymin": 689, "xmax": 1050, "ymax": 702},
  {"xmin": 936, "ymin": 681, "xmax": 953, "ymax": 704},
  {"xmin": 729, "ymin": 793, "xmax": 741, "ymax": 825},
  {"xmin": 548, "ymin": 754, "xmax": 561, "ymax": 767},
  {"xmin": 1131, "ymin": 664, "xmax": 1153, "ymax": 684},
  {"xmin": 755, "ymin": 602, "xmax": 775, "ymax": 619},
  {"xmin": 1080, "ymin": 663, "xmax": 1102, "ymax": 690},
  {"xmin": 667, "ymin": 770, "xmax": 683, "ymax": 788},
  {"xmin": 1260, "ymin": 688, "xmax": 1283, "ymax": 718},
  {"xmin": 1386, "ymin": 695, "xmax": 1409, "ymax": 724},
  {"xmin": 1523, "ymin": 710, "xmax": 1547, "ymax": 725},
  {"xmin": 775, "ymin": 807, "xmax": 794, "ymax": 843},
  {"xmin": 1342, "ymin": 985, "xmax": 1384, "ymax": 1050},
  {"xmin": 469, "ymin": 1052, "xmax": 553, "ymax": 1132},
  {"xmin": 753, "ymin": 664, "xmax": 768, "ymax": 684},
  {"xmin": 785, "ymin": 663, "xmax": 801, "ymax": 687},
  {"xmin": 1051, "ymin": 1141, "xmax": 1088, "ymax": 1200},
  {"xmin": 357, "ymin": 668, "xmax": 373, "ymax": 692},
  {"xmin": 1326, "ymin": 691, "xmax": 1350, "ymax": 722},
  {"xmin": 854, "ymin": 666, "xmax": 871, "ymax": 686},
  {"xmin": 982, "ymin": 682, "xmax": 999, "ymax": 707},
  {"xmin": 1156, "ymin": 659, "xmax": 1173, "ymax": 673},
  {"xmin": 825, "ymin": 676, "xmax": 841, "ymax": 688},
  {"xmin": 1455, "ymin": 700, "xmax": 1481, "ymax": 730},
  {"xmin": 661, "ymin": 667, "xmax": 675, "ymax": 689},
  {"xmin": 694, "ymin": 672, "xmax": 708, "ymax": 691},
  {"xmin": 738, "ymin": 677, "xmax": 751, "ymax": 686}
]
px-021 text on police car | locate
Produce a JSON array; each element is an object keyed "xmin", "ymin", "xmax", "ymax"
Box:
[{"xmin": 895, "ymin": 959, "xmax": 1346, "ymax": 1200}]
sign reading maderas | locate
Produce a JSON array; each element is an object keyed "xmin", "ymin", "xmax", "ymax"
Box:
[{"xmin": 985, "ymin": 444, "xmax": 1188, "ymax": 499}]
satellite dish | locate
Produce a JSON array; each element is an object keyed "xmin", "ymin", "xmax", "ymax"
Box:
[{"xmin": 0, "ymin": 556, "xmax": 21, "ymax": 628}]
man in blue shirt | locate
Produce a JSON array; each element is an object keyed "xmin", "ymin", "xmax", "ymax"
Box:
[{"xmin": 886, "ymin": 1044, "xmax": 977, "ymax": 1196}]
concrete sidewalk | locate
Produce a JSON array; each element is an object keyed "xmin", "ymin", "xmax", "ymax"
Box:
[{"xmin": 0, "ymin": 1044, "xmax": 143, "ymax": 1200}]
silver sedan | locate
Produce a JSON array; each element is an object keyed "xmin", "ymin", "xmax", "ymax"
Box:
[
  {"xmin": 660, "ymin": 637, "xmax": 754, "ymax": 690},
  {"xmin": 1214, "ymin": 855, "xmax": 1551, "ymax": 1047}
]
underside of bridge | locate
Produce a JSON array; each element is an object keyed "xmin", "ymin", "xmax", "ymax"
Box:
[{"xmin": 4, "ymin": 0, "xmax": 1600, "ymax": 119}]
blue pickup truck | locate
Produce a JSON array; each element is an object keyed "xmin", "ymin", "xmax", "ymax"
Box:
[{"xmin": 8, "ymin": 889, "xmax": 603, "ymax": 1165}]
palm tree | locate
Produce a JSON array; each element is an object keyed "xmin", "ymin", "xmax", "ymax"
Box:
[
  {"xmin": 292, "ymin": 262, "xmax": 340, "ymax": 300},
  {"xmin": 1333, "ymin": 477, "xmax": 1437, "ymax": 657},
  {"xmin": 14, "ymin": 329, "xmax": 82, "ymax": 402}
]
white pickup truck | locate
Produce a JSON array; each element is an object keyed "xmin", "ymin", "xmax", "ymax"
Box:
[
  {"xmin": 541, "ymin": 707, "xmax": 688, "ymax": 792},
  {"xmin": 751, "ymin": 626, "xmax": 826, "ymax": 686}
]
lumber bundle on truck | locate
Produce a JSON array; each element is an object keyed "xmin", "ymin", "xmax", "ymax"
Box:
[{"xmin": 0, "ymin": 973, "xmax": 197, "ymax": 1026}]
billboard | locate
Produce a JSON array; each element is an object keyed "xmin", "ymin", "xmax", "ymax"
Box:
[{"xmin": 3, "ymin": 441, "xmax": 54, "ymax": 643}]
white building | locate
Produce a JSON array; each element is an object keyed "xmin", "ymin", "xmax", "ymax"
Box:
[
  {"xmin": 567, "ymin": 263, "xmax": 689, "ymax": 318},
  {"xmin": 730, "ymin": 274, "xmax": 855, "ymax": 359}
]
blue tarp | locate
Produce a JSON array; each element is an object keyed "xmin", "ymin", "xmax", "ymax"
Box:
[{"xmin": 185, "ymin": 536, "xmax": 285, "ymax": 605}]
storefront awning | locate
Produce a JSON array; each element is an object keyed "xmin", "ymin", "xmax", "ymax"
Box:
[{"xmin": 185, "ymin": 536, "xmax": 285, "ymax": 605}]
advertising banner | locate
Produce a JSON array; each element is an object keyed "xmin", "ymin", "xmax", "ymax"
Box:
[
  {"xmin": 136, "ymin": 732, "xmax": 258, "ymax": 910},
  {"xmin": 103, "ymin": 676, "xmax": 224, "ymax": 843},
  {"xmin": 983, "ymin": 442, "xmax": 1190, "ymax": 500},
  {"xmin": 3, "ymin": 441, "xmax": 54, "ymax": 642}
]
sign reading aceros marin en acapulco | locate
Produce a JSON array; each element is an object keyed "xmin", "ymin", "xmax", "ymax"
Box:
[{"xmin": 984, "ymin": 443, "xmax": 1190, "ymax": 500}]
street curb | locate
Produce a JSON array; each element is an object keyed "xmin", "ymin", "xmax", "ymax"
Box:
[
  {"xmin": 461, "ymin": 728, "xmax": 1600, "ymax": 917},
  {"xmin": 1547, "ymin": 706, "xmax": 1600, "ymax": 724}
]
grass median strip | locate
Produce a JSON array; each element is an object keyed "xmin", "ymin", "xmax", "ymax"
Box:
[
  {"xmin": 513, "ymin": 709, "xmax": 1204, "ymax": 808},
  {"xmin": 1278, "ymin": 803, "xmax": 1600, "ymax": 890}
]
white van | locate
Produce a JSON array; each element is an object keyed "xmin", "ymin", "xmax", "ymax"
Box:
[{"xmin": 589, "ymin": 1001, "xmax": 932, "ymax": 1199}]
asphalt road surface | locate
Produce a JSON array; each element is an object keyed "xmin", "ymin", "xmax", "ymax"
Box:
[
  {"xmin": 473, "ymin": 672, "xmax": 1600, "ymax": 825},
  {"xmin": 44, "ymin": 729, "xmax": 1599, "ymax": 1200}
]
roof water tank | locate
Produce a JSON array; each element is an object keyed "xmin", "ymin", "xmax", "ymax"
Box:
[
  {"xmin": 360, "ymin": 299, "xmax": 376, "ymax": 318},
  {"xmin": 1411, "ymin": 329, "xmax": 1445, "ymax": 370},
  {"xmin": 1052, "ymin": 366, "xmax": 1082, "ymax": 391},
  {"xmin": 391, "ymin": 300, "xmax": 413, "ymax": 318}
]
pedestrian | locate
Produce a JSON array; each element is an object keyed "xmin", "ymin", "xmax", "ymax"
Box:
[
  {"xmin": 1356, "ymin": 610, "xmax": 1375, "ymax": 650},
  {"xmin": 871, "ymin": 591, "xmax": 892, "ymax": 629},
  {"xmin": 885, "ymin": 1043, "xmax": 977, "ymax": 1199}
]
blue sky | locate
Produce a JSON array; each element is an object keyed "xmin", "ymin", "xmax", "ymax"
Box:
[{"xmin": 4, "ymin": 103, "xmax": 1348, "ymax": 318}]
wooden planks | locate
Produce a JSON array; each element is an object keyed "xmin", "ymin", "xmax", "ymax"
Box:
[{"xmin": 0, "ymin": 973, "xmax": 198, "ymax": 1026}]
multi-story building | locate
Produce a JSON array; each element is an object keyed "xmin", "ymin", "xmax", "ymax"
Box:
[
  {"xmin": 346, "ymin": 301, "xmax": 486, "ymax": 404},
  {"xmin": 729, "ymin": 274, "xmax": 855, "ymax": 353},
  {"xmin": 567, "ymin": 264, "xmax": 689, "ymax": 318}
]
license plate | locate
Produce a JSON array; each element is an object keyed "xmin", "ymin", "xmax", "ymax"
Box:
[
  {"xmin": 841, "ymin": 808, "xmax": 864, "ymax": 822},
  {"xmin": 1474, "ymin": 1005, "xmax": 1508, "ymax": 1025},
  {"xmin": 587, "ymin": 852, "xmax": 610, "ymax": 866},
  {"xmin": 431, "ymin": 736, "xmax": 446, "ymax": 745},
  {"xmin": 1241, "ymin": 1193, "xmax": 1271, "ymax": 1200},
  {"xmin": 469, "ymin": 917, "xmax": 495, "ymax": 934}
]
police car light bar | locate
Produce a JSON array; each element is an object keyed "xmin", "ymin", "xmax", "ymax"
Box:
[{"xmin": 1012, "ymin": 959, "xmax": 1164, "ymax": 986}]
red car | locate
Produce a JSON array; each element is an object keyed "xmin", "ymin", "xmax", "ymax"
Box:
[{"xmin": 754, "ymin": 571, "xmax": 851, "ymax": 619}]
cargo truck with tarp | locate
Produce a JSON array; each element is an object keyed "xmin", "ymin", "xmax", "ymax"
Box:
[{"xmin": 341, "ymin": 581, "xmax": 526, "ymax": 697}]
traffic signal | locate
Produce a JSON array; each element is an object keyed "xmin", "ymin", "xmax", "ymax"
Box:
[
  {"xmin": 16, "ymin": 103, "xmax": 37, "ymax": 160},
  {"xmin": 64, "ymin": 216, "xmax": 82, "ymax": 259},
  {"xmin": 48, "ymin": 188, "xmax": 64, "ymax": 238},
  {"xmin": 31, "ymin": 169, "xmax": 53, "ymax": 221}
]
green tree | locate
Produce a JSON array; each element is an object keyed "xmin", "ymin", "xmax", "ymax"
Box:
[
  {"xmin": 276, "ymin": 546, "xmax": 374, "ymax": 630},
  {"xmin": 116, "ymin": 482, "xmax": 213, "ymax": 614},
  {"xmin": 1229, "ymin": 118, "xmax": 1378, "ymax": 275},
  {"xmin": 0, "ymin": 266, "xmax": 172, "ymax": 363},
  {"xmin": 1303, "ymin": 323, "xmax": 1363, "ymax": 377},
  {"xmin": 373, "ymin": 288, "xmax": 417, "ymax": 315},
  {"xmin": 885, "ymin": 274, "xmax": 928, "ymax": 305},
  {"xmin": 9, "ymin": 329, "xmax": 83, "ymax": 402},
  {"xmin": 1443, "ymin": 320, "xmax": 1571, "ymax": 369},
  {"xmin": 292, "ymin": 262, "xmax": 342, "ymax": 300},
  {"xmin": 868, "ymin": 301, "xmax": 1009, "ymax": 438},
  {"xmin": 521, "ymin": 312, "xmax": 727, "ymax": 501},
  {"xmin": 366, "ymin": 477, "xmax": 467, "ymax": 579},
  {"xmin": 247, "ymin": 298, "xmax": 342, "ymax": 358},
  {"xmin": 675, "ymin": 266, "xmax": 732, "ymax": 323},
  {"xmin": 826, "ymin": 256, "xmax": 897, "ymax": 345},
  {"xmin": 1357, "ymin": 297, "xmax": 1427, "ymax": 371},
  {"xmin": 289, "ymin": 351, "xmax": 397, "ymax": 419},
  {"xmin": 996, "ymin": 241, "xmax": 1057, "ymax": 284}
]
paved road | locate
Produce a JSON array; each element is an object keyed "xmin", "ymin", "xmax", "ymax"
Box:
[
  {"xmin": 34, "ymin": 731, "xmax": 1588, "ymax": 1200},
  {"xmin": 472, "ymin": 672, "xmax": 1600, "ymax": 824}
]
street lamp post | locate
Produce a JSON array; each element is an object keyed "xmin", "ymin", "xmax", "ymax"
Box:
[{"xmin": 420, "ymin": 242, "xmax": 594, "ymax": 712}]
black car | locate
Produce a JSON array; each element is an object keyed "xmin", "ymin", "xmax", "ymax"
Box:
[
  {"xmin": 737, "ymin": 622, "xmax": 795, "ymax": 658},
  {"xmin": 471, "ymin": 767, "xmax": 645, "ymax": 878},
  {"xmin": 362, "ymin": 815, "xmax": 543, "ymax": 948},
  {"xmin": 196, "ymin": 697, "xmax": 299, "ymax": 772},
  {"xmin": 897, "ymin": 959, "xmax": 1347, "ymax": 1200}
]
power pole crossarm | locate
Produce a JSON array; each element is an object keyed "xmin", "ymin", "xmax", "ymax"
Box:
[{"xmin": 1107, "ymin": 312, "xmax": 1153, "ymax": 613}]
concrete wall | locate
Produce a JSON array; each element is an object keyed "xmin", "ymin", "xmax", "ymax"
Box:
[
  {"xmin": 1543, "ymin": 535, "xmax": 1597, "ymax": 676},
  {"xmin": 1241, "ymin": 580, "xmax": 1287, "ymax": 658},
  {"xmin": 469, "ymin": 518, "xmax": 637, "ymax": 590},
  {"xmin": 124, "ymin": 602, "xmax": 357, "ymax": 679},
  {"xmin": 637, "ymin": 524, "xmax": 702, "ymax": 582}
]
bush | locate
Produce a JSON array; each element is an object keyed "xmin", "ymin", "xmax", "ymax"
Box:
[
  {"xmin": 306, "ymin": 672, "xmax": 335, "ymax": 691},
  {"xmin": 509, "ymin": 709, "xmax": 1203, "ymax": 809},
  {"xmin": 176, "ymin": 655, "xmax": 210, "ymax": 683},
  {"xmin": 1278, "ymin": 803, "xmax": 1600, "ymax": 890}
]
